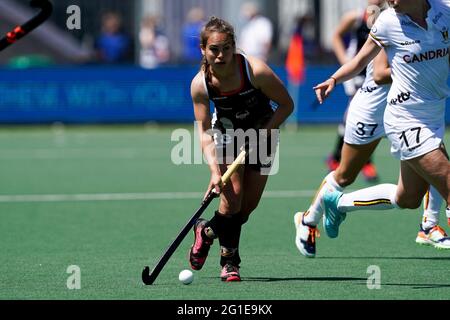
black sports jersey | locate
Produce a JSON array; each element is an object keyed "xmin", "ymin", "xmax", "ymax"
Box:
[
  {"xmin": 204, "ymin": 54, "xmax": 274, "ymax": 132},
  {"xmin": 355, "ymin": 12, "xmax": 371, "ymax": 76},
  {"xmin": 355, "ymin": 13, "xmax": 370, "ymax": 53}
]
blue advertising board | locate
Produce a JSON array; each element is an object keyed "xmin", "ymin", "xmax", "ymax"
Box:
[{"xmin": 0, "ymin": 66, "xmax": 448, "ymax": 124}]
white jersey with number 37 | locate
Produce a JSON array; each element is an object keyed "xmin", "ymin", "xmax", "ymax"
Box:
[{"xmin": 369, "ymin": 0, "xmax": 450, "ymax": 125}]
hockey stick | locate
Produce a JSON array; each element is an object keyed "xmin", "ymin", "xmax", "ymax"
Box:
[
  {"xmin": 142, "ymin": 148, "xmax": 248, "ymax": 285},
  {"xmin": 0, "ymin": 0, "xmax": 53, "ymax": 51}
]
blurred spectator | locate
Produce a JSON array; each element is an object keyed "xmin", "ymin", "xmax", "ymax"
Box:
[
  {"xmin": 296, "ymin": 13, "xmax": 321, "ymax": 64},
  {"xmin": 284, "ymin": 13, "xmax": 323, "ymax": 128},
  {"xmin": 284, "ymin": 15, "xmax": 305, "ymax": 129},
  {"xmin": 325, "ymin": 2, "xmax": 379, "ymax": 179},
  {"xmin": 238, "ymin": 2, "xmax": 273, "ymax": 61},
  {"xmin": 94, "ymin": 12, "xmax": 133, "ymax": 64},
  {"xmin": 285, "ymin": 17, "xmax": 306, "ymax": 86},
  {"xmin": 139, "ymin": 15, "xmax": 170, "ymax": 69},
  {"xmin": 285, "ymin": 13, "xmax": 323, "ymax": 84},
  {"xmin": 181, "ymin": 7, "xmax": 205, "ymax": 64}
]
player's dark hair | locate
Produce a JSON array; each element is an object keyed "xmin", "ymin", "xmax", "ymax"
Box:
[{"xmin": 200, "ymin": 17, "xmax": 236, "ymax": 85}]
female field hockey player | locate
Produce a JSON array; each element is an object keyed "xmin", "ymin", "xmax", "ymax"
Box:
[
  {"xmin": 325, "ymin": 0, "xmax": 384, "ymax": 181},
  {"xmin": 189, "ymin": 17, "xmax": 294, "ymax": 281},
  {"xmin": 313, "ymin": 0, "xmax": 450, "ymax": 245},
  {"xmin": 294, "ymin": 0, "xmax": 450, "ymax": 257}
]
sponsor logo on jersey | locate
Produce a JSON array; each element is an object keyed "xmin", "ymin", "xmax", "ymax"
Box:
[
  {"xmin": 239, "ymin": 88, "xmax": 255, "ymax": 96},
  {"xmin": 433, "ymin": 12, "xmax": 443, "ymax": 24},
  {"xmin": 235, "ymin": 110, "xmax": 250, "ymax": 120},
  {"xmin": 403, "ymin": 48, "xmax": 449, "ymax": 63},
  {"xmin": 441, "ymin": 27, "xmax": 449, "ymax": 44},
  {"xmin": 216, "ymin": 104, "xmax": 233, "ymax": 111},
  {"xmin": 213, "ymin": 96, "xmax": 228, "ymax": 101},
  {"xmin": 400, "ymin": 20, "xmax": 414, "ymax": 26},
  {"xmin": 399, "ymin": 40, "xmax": 421, "ymax": 46},
  {"xmin": 244, "ymin": 96, "xmax": 258, "ymax": 109},
  {"xmin": 360, "ymin": 86, "xmax": 378, "ymax": 93},
  {"xmin": 390, "ymin": 91, "xmax": 411, "ymax": 105}
]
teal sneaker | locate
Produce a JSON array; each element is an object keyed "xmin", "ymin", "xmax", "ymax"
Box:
[{"xmin": 322, "ymin": 190, "xmax": 346, "ymax": 238}]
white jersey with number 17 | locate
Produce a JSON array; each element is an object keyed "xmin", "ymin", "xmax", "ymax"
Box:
[{"xmin": 369, "ymin": 0, "xmax": 450, "ymax": 126}]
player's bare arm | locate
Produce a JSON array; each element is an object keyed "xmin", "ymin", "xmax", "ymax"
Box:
[
  {"xmin": 314, "ymin": 38, "xmax": 381, "ymax": 104},
  {"xmin": 332, "ymin": 10, "xmax": 359, "ymax": 65},
  {"xmin": 373, "ymin": 48, "xmax": 391, "ymax": 85},
  {"xmin": 246, "ymin": 56, "xmax": 294, "ymax": 131},
  {"xmin": 191, "ymin": 72, "xmax": 222, "ymax": 194}
]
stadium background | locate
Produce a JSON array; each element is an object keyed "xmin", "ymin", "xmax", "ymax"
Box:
[{"xmin": 2, "ymin": 0, "xmax": 448, "ymax": 124}]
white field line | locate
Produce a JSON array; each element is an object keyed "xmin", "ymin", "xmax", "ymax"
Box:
[
  {"xmin": 0, "ymin": 147, "xmax": 357, "ymax": 160},
  {"xmin": 0, "ymin": 190, "xmax": 317, "ymax": 203}
]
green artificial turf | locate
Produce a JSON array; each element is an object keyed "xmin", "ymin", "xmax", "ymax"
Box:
[{"xmin": 0, "ymin": 125, "xmax": 449, "ymax": 300}]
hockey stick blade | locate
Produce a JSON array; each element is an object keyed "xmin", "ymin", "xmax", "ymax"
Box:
[{"xmin": 142, "ymin": 149, "xmax": 247, "ymax": 285}]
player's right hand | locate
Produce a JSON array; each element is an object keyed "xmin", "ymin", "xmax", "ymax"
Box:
[{"xmin": 204, "ymin": 172, "xmax": 222, "ymax": 200}]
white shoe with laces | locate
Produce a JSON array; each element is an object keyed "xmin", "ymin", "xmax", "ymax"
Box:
[
  {"xmin": 415, "ymin": 224, "xmax": 450, "ymax": 249},
  {"xmin": 294, "ymin": 212, "xmax": 319, "ymax": 258}
]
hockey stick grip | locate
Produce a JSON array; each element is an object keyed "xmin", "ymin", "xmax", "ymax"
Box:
[
  {"xmin": 141, "ymin": 147, "xmax": 248, "ymax": 285},
  {"xmin": 220, "ymin": 148, "xmax": 247, "ymax": 186}
]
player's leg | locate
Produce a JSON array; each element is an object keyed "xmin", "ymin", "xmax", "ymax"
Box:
[
  {"xmin": 335, "ymin": 139, "xmax": 381, "ymax": 187},
  {"xmin": 335, "ymin": 161, "xmax": 430, "ymax": 211},
  {"xmin": 405, "ymin": 148, "xmax": 449, "ymax": 204},
  {"xmin": 326, "ymin": 124, "xmax": 345, "ymax": 171},
  {"xmin": 406, "ymin": 147, "xmax": 450, "ymax": 249},
  {"xmin": 416, "ymin": 145, "xmax": 448, "ymax": 245},
  {"xmin": 323, "ymin": 114, "xmax": 449, "ymax": 239},
  {"xmin": 293, "ymin": 139, "xmax": 380, "ymax": 255},
  {"xmin": 189, "ymin": 162, "xmax": 245, "ymax": 272},
  {"xmin": 215, "ymin": 165, "xmax": 269, "ymax": 281},
  {"xmin": 323, "ymin": 146, "xmax": 449, "ymax": 238},
  {"xmin": 420, "ymin": 187, "xmax": 443, "ymax": 230},
  {"xmin": 327, "ymin": 92, "xmax": 352, "ymax": 171},
  {"xmin": 302, "ymin": 140, "xmax": 380, "ymax": 226},
  {"xmin": 321, "ymin": 160, "xmax": 430, "ymax": 238},
  {"xmin": 415, "ymin": 186, "xmax": 450, "ymax": 248}
]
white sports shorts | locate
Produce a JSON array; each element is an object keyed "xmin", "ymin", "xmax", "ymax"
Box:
[
  {"xmin": 384, "ymin": 109, "xmax": 444, "ymax": 161},
  {"xmin": 344, "ymin": 89, "xmax": 386, "ymax": 145}
]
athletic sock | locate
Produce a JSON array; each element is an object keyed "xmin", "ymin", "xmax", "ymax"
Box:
[
  {"xmin": 446, "ymin": 207, "xmax": 450, "ymax": 226},
  {"xmin": 203, "ymin": 211, "xmax": 224, "ymax": 240},
  {"xmin": 333, "ymin": 127, "xmax": 345, "ymax": 162},
  {"xmin": 215, "ymin": 212, "xmax": 242, "ymax": 267},
  {"xmin": 337, "ymin": 183, "xmax": 399, "ymax": 212},
  {"xmin": 421, "ymin": 187, "xmax": 442, "ymax": 229},
  {"xmin": 304, "ymin": 171, "xmax": 344, "ymax": 226}
]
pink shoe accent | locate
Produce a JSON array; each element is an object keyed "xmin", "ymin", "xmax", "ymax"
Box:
[
  {"xmin": 220, "ymin": 264, "xmax": 241, "ymax": 282},
  {"xmin": 326, "ymin": 155, "xmax": 339, "ymax": 172},
  {"xmin": 189, "ymin": 219, "xmax": 213, "ymax": 271}
]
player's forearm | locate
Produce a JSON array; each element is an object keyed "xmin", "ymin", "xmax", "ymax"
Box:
[
  {"xmin": 332, "ymin": 39, "xmax": 380, "ymax": 85},
  {"xmin": 332, "ymin": 39, "xmax": 349, "ymax": 66},
  {"xmin": 200, "ymin": 133, "xmax": 221, "ymax": 175},
  {"xmin": 373, "ymin": 68, "xmax": 392, "ymax": 85},
  {"xmin": 331, "ymin": 56, "xmax": 369, "ymax": 85},
  {"xmin": 262, "ymin": 102, "xmax": 294, "ymax": 132}
]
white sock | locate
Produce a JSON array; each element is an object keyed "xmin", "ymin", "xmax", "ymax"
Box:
[
  {"xmin": 337, "ymin": 184, "xmax": 399, "ymax": 212},
  {"xmin": 421, "ymin": 187, "xmax": 442, "ymax": 229},
  {"xmin": 303, "ymin": 171, "xmax": 344, "ymax": 225}
]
